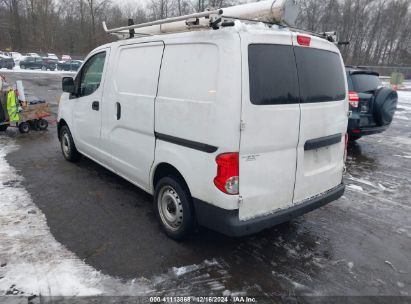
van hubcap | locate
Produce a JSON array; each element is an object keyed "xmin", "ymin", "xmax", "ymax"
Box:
[
  {"xmin": 158, "ymin": 186, "xmax": 183, "ymax": 230},
  {"xmin": 62, "ymin": 133, "xmax": 70, "ymax": 156}
]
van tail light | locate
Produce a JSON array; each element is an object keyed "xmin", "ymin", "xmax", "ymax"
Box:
[
  {"xmin": 348, "ymin": 91, "xmax": 359, "ymax": 108},
  {"xmin": 344, "ymin": 133, "xmax": 349, "ymax": 162},
  {"xmin": 297, "ymin": 35, "xmax": 311, "ymax": 46},
  {"xmin": 214, "ymin": 153, "xmax": 239, "ymax": 195}
]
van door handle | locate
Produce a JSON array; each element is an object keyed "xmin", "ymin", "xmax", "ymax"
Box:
[
  {"xmin": 116, "ymin": 102, "xmax": 121, "ymax": 120},
  {"xmin": 92, "ymin": 101, "xmax": 99, "ymax": 111}
]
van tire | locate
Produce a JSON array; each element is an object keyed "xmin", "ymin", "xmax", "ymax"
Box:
[
  {"xmin": 60, "ymin": 125, "xmax": 81, "ymax": 162},
  {"xmin": 154, "ymin": 176, "xmax": 196, "ymax": 240}
]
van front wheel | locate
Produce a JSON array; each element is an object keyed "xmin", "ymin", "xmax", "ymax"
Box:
[
  {"xmin": 154, "ymin": 176, "xmax": 196, "ymax": 240},
  {"xmin": 60, "ymin": 125, "xmax": 81, "ymax": 162}
]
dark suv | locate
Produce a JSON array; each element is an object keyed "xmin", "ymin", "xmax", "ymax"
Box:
[
  {"xmin": 346, "ymin": 67, "xmax": 398, "ymax": 141},
  {"xmin": 57, "ymin": 60, "xmax": 83, "ymax": 71},
  {"xmin": 20, "ymin": 56, "xmax": 44, "ymax": 70}
]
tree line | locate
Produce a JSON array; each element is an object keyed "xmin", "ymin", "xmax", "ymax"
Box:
[
  {"xmin": 296, "ymin": 0, "xmax": 411, "ymax": 66},
  {"xmin": 0, "ymin": 0, "xmax": 410, "ymax": 65}
]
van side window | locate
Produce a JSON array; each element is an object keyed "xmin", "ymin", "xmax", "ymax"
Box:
[
  {"xmin": 78, "ymin": 52, "xmax": 106, "ymax": 97},
  {"xmin": 294, "ymin": 48, "xmax": 346, "ymax": 103},
  {"xmin": 248, "ymin": 44, "xmax": 299, "ymax": 105}
]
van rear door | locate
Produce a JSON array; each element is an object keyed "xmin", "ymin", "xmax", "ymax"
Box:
[
  {"xmin": 238, "ymin": 32, "xmax": 300, "ymax": 221},
  {"xmin": 291, "ymin": 35, "xmax": 348, "ymax": 203}
]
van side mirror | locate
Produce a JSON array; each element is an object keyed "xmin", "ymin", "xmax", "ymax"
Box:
[{"xmin": 62, "ymin": 77, "xmax": 76, "ymax": 94}]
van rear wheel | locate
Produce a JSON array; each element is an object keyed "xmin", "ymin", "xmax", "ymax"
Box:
[
  {"xmin": 154, "ymin": 176, "xmax": 196, "ymax": 240},
  {"xmin": 60, "ymin": 125, "xmax": 81, "ymax": 162}
]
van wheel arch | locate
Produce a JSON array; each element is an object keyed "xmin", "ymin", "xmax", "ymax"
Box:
[
  {"xmin": 152, "ymin": 163, "xmax": 191, "ymax": 198},
  {"xmin": 57, "ymin": 119, "xmax": 68, "ymax": 141},
  {"xmin": 152, "ymin": 163, "xmax": 197, "ymax": 240}
]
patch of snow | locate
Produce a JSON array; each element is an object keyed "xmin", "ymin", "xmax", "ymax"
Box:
[
  {"xmin": 208, "ymin": 281, "xmax": 225, "ymax": 291},
  {"xmin": 172, "ymin": 264, "xmax": 200, "ymax": 277},
  {"xmin": 233, "ymin": 20, "xmax": 280, "ymax": 32},
  {"xmin": 0, "ymin": 137, "xmax": 153, "ymax": 296},
  {"xmin": 398, "ymin": 90, "xmax": 411, "ymax": 105},
  {"xmin": 347, "ymin": 184, "xmax": 363, "ymax": 191},
  {"xmin": 384, "ymin": 260, "xmax": 396, "ymax": 271},
  {"xmin": 223, "ymin": 290, "xmax": 247, "ymax": 297},
  {"xmin": 2, "ymin": 66, "xmax": 75, "ymax": 75},
  {"xmin": 347, "ymin": 176, "xmax": 378, "ymax": 189},
  {"xmin": 395, "ymin": 114, "xmax": 409, "ymax": 121},
  {"xmin": 0, "ymin": 136, "xmax": 235, "ymax": 297},
  {"xmin": 394, "ymin": 154, "xmax": 411, "ymax": 159}
]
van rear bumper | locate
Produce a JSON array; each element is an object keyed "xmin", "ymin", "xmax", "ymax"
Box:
[{"xmin": 193, "ymin": 184, "xmax": 345, "ymax": 237}]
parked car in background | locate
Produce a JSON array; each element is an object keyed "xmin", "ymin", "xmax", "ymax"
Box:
[
  {"xmin": 10, "ymin": 52, "xmax": 23, "ymax": 64},
  {"xmin": 57, "ymin": 59, "xmax": 82, "ymax": 71},
  {"xmin": 61, "ymin": 54, "xmax": 72, "ymax": 61},
  {"xmin": 47, "ymin": 53, "xmax": 59, "ymax": 60},
  {"xmin": 25, "ymin": 52, "xmax": 40, "ymax": 57},
  {"xmin": 42, "ymin": 57, "xmax": 58, "ymax": 70},
  {"xmin": 0, "ymin": 55, "xmax": 15, "ymax": 69},
  {"xmin": 346, "ymin": 67, "xmax": 398, "ymax": 141},
  {"xmin": 20, "ymin": 56, "xmax": 44, "ymax": 70}
]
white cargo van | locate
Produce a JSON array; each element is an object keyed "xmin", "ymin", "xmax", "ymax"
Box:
[{"xmin": 57, "ymin": 3, "xmax": 348, "ymax": 240}]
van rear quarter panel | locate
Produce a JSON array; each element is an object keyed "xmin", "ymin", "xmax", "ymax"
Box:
[{"xmin": 153, "ymin": 31, "xmax": 241, "ymax": 209}]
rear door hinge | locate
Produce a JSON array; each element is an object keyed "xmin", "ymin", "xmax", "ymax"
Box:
[{"xmin": 240, "ymin": 120, "xmax": 246, "ymax": 131}]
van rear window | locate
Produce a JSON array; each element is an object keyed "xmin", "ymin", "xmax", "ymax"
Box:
[
  {"xmin": 248, "ymin": 44, "xmax": 299, "ymax": 105},
  {"xmin": 294, "ymin": 48, "xmax": 346, "ymax": 103}
]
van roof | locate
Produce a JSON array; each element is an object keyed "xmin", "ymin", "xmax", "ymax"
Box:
[{"xmin": 94, "ymin": 22, "xmax": 339, "ymax": 54}]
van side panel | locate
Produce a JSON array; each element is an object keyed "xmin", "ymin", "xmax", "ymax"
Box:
[
  {"xmin": 153, "ymin": 32, "xmax": 241, "ymax": 208},
  {"xmin": 101, "ymin": 42, "xmax": 164, "ymax": 190},
  {"xmin": 155, "ymin": 43, "xmax": 219, "ymax": 143}
]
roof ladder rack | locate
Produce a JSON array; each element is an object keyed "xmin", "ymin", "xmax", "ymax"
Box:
[
  {"xmin": 102, "ymin": 0, "xmax": 299, "ymax": 39},
  {"xmin": 103, "ymin": 9, "xmax": 223, "ymax": 38}
]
